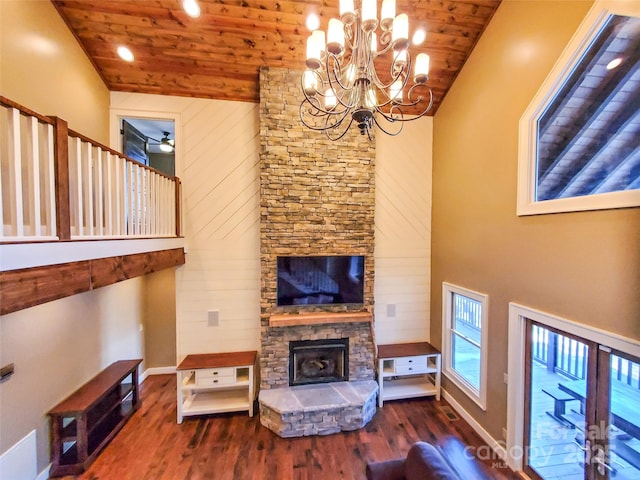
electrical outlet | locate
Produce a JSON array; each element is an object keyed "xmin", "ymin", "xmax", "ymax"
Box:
[
  {"xmin": 387, "ymin": 304, "xmax": 396, "ymax": 317},
  {"xmin": 208, "ymin": 310, "xmax": 220, "ymax": 327}
]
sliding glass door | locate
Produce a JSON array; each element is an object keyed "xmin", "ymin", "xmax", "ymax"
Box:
[
  {"xmin": 524, "ymin": 321, "xmax": 640, "ymax": 480},
  {"xmin": 594, "ymin": 348, "xmax": 640, "ymax": 479}
]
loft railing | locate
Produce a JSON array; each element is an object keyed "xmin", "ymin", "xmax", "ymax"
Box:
[{"xmin": 0, "ymin": 96, "xmax": 181, "ymax": 242}]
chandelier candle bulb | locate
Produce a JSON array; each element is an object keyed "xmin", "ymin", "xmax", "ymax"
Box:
[
  {"xmin": 327, "ymin": 19, "xmax": 345, "ymax": 55},
  {"xmin": 306, "ymin": 30, "xmax": 325, "ymax": 69},
  {"xmin": 370, "ymin": 32, "xmax": 377, "ymax": 53},
  {"xmin": 340, "ymin": 0, "xmax": 355, "ymax": 24},
  {"xmin": 381, "ymin": 0, "xmax": 396, "ymax": 30},
  {"xmin": 361, "ymin": 0, "xmax": 377, "ymax": 31},
  {"xmin": 414, "ymin": 53, "xmax": 430, "ymax": 84},
  {"xmin": 325, "ymin": 88, "xmax": 337, "ymax": 109},
  {"xmin": 303, "ymin": 71, "xmax": 318, "ymax": 95},
  {"xmin": 392, "ymin": 13, "xmax": 409, "ymax": 50}
]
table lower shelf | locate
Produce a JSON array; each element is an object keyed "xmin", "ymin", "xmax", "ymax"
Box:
[
  {"xmin": 181, "ymin": 389, "xmax": 250, "ymax": 417},
  {"xmin": 381, "ymin": 376, "xmax": 438, "ymax": 401}
]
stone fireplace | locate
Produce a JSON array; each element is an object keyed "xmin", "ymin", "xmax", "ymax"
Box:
[{"xmin": 258, "ymin": 67, "xmax": 378, "ymax": 437}]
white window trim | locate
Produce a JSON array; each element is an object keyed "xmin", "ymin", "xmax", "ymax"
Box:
[
  {"xmin": 505, "ymin": 302, "xmax": 640, "ymax": 472},
  {"xmin": 441, "ymin": 282, "xmax": 488, "ymax": 410},
  {"xmin": 517, "ymin": 0, "xmax": 640, "ymax": 216}
]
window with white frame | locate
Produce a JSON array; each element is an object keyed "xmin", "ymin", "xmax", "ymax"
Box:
[
  {"xmin": 517, "ymin": 1, "xmax": 640, "ymax": 215},
  {"xmin": 442, "ymin": 282, "xmax": 488, "ymax": 409}
]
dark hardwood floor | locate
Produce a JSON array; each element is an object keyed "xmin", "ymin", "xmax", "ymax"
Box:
[{"xmin": 62, "ymin": 374, "xmax": 519, "ymax": 480}]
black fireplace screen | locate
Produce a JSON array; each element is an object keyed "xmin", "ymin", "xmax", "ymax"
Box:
[{"xmin": 289, "ymin": 338, "xmax": 349, "ymax": 386}]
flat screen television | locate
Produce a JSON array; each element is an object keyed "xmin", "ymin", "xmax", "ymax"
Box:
[{"xmin": 276, "ymin": 255, "xmax": 365, "ymax": 306}]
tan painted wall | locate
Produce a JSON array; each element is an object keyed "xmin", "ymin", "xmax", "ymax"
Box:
[
  {"xmin": 0, "ymin": 0, "xmax": 110, "ymax": 142},
  {"xmin": 144, "ymin": 269, "xmax": 177, "ymax": 367},
  {"xmin": 431, "ymin": 0, "xmax": 640, "ymax": 442},
  {"xmin": 0, "ymin": 279, "xmax": 145, "ymax": 472}
]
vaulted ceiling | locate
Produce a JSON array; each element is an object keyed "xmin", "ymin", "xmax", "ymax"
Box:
[{"xmin": 52, "ymin": 0, "xmax": 501, "ymax": 115}]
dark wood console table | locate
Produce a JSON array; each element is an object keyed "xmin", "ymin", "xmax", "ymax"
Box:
[{"xmin": 47, "ymin": 359, "xmax": 142, "ymax": 477}]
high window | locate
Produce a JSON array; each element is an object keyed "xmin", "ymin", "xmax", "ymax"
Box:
[
  {"xmin": 441, "ymin": 283, "xmax": 488, "ymax": 409},
  {"xmin": 518, "ymin": 2, "xmax": 640, "ymax": 215}
]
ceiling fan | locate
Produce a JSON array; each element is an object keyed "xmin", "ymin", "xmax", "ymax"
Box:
[{"xmin": 147, "ymin": 131, "xmax": 174, "ymax": 153}]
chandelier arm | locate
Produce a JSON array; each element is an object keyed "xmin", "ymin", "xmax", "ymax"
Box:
[
  {"xmin": 371, "ymin": 113, "xmax": 404, "ymax": 136},
  {"xmin": 399, "ymin": 85, "xmax": 434, "ymax": 113},
  {"xmin": 300, "ymin": 94, "xmax": 348, "ymax": 118},
  {"xmin": 299, "ymin": 98, "xmax": 352, "ymax": 132},
  {"xmin": 325, "ymin": 114, "xmax": 356, "ymax": 141},
  {"xmin": 328, "ymin": 76, "xmax": 357, "ymax": 111},
  {"xmin": 343, "ymin": 22, "xmax": 355, "ymax": 50},
  {"xmin": 369, "ymin": 57, "xmax": 407, "ymax": 109},
  {"xmin": 328, "ymin": 54, "xmax": 351, "ymax": 93},
  {"xmin": 377, "ymin": 30, "xmax": 393, "ymax": 54},
  {"xmin": 375, "ymin": 88, "xmax": 434, "ymax": 122}
]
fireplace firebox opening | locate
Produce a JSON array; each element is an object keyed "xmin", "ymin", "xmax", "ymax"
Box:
[{"xmin": 289, "ymin": 338, "xmax": 349, "ymax": 386}]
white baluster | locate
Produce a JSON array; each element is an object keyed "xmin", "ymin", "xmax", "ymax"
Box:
[
  {"xmin": 8, "ymin": 108, "xmax": 24, "ymax": 238},
  {"xmin": 26, "ymin": 116, "xmax": 40, "ymax": 237}
]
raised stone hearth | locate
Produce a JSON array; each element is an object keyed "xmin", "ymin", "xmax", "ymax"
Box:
[{"xmin": 259, "ymin": 381, "xmax": 378, "ymax": 438}]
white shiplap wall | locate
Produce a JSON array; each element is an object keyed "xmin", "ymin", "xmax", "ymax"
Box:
[
  {"xmin": 110, "ymin": 92, "xmax": 261, "ymax": 360},
  {"xmin": 110, "ymin": 92, "xmax": 432, "ymax": 358},
  {"xmin": 374, "ymin": 117, "xmax": 433, "ymax": 344}
]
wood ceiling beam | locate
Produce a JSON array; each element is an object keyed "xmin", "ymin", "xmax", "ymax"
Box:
[{"xmin": 0, "ymin": 248, "xmax": 186, "ymax": 315}]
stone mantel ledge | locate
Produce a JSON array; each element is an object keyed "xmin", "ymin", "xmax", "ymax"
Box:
[{"xmin": 268, "ymin": 311, "xmax": 372, "ymax": 327}]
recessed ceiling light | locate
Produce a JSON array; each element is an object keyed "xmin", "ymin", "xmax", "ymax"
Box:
[
  {"xmin": 183, "ymin": 0, "xmax": 200, "ymax": 18},
  {"xmin": 306, "ymin": 13, "xmax": 320, "ymax": 31},
  {"xmin": 412, "ymin": 28, "xmax": 426, "ymax": 46},
  {"xmin": 606, "ymin": 57, "xmax": 623, "ymax": 70},
  {"xmin": 117, "ymin": 46, "xmax": 134, "ymax": 62}
]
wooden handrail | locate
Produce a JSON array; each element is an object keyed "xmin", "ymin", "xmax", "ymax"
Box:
[
  {"xmin": 68, "ymin": 128, "xmax": 178, "ymax": 182},
  {"xmin": 0, "ymin": 95, "xmax": 54, "ymax": 125}
]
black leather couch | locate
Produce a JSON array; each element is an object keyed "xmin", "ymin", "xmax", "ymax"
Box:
[{"xmin": 365, "ymin": 436, "xmax": 494, "ymax": 480}]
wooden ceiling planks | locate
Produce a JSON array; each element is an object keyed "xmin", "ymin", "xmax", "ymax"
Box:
[{"xmin": 52, "ymin": 0, "xmax": 501, "ymax": 114}]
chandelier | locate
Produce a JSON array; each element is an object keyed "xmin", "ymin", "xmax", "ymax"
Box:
[{"xmin": 300, "ymin": 0, "xmax": 433, "ymax": 140}]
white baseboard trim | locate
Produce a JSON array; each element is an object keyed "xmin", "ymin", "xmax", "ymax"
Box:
[
  {"xmin": 141, "ymin": 366, "xmax": 176, "ymax": 382},
  {"xmin": 0, "ymin": 429, "xmax": 37, "ymax": 480},
  {"xmin": 36, "ymin": 465, "xmax": 50, "ymax": 480},
  {"xmin": 441, "ymin": 388, "xmax": 507, "ymax": 462}
]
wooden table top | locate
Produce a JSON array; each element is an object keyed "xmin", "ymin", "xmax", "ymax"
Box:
[
  {"xmin": 177, "ymin": 351, "xmax": 257, "ymax": 370},
  {"xmin": 378, "ymin": 342, "xmax": 440, "ymax": 359},
  {"xmin": 48, "ymin": 359, "xmax": 142, "ymax": 415}
]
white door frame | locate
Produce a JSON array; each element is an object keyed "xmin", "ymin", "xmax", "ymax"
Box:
[{"xmin": 506, "ymin": 303, "xmax": 640, "ymax": 472}]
